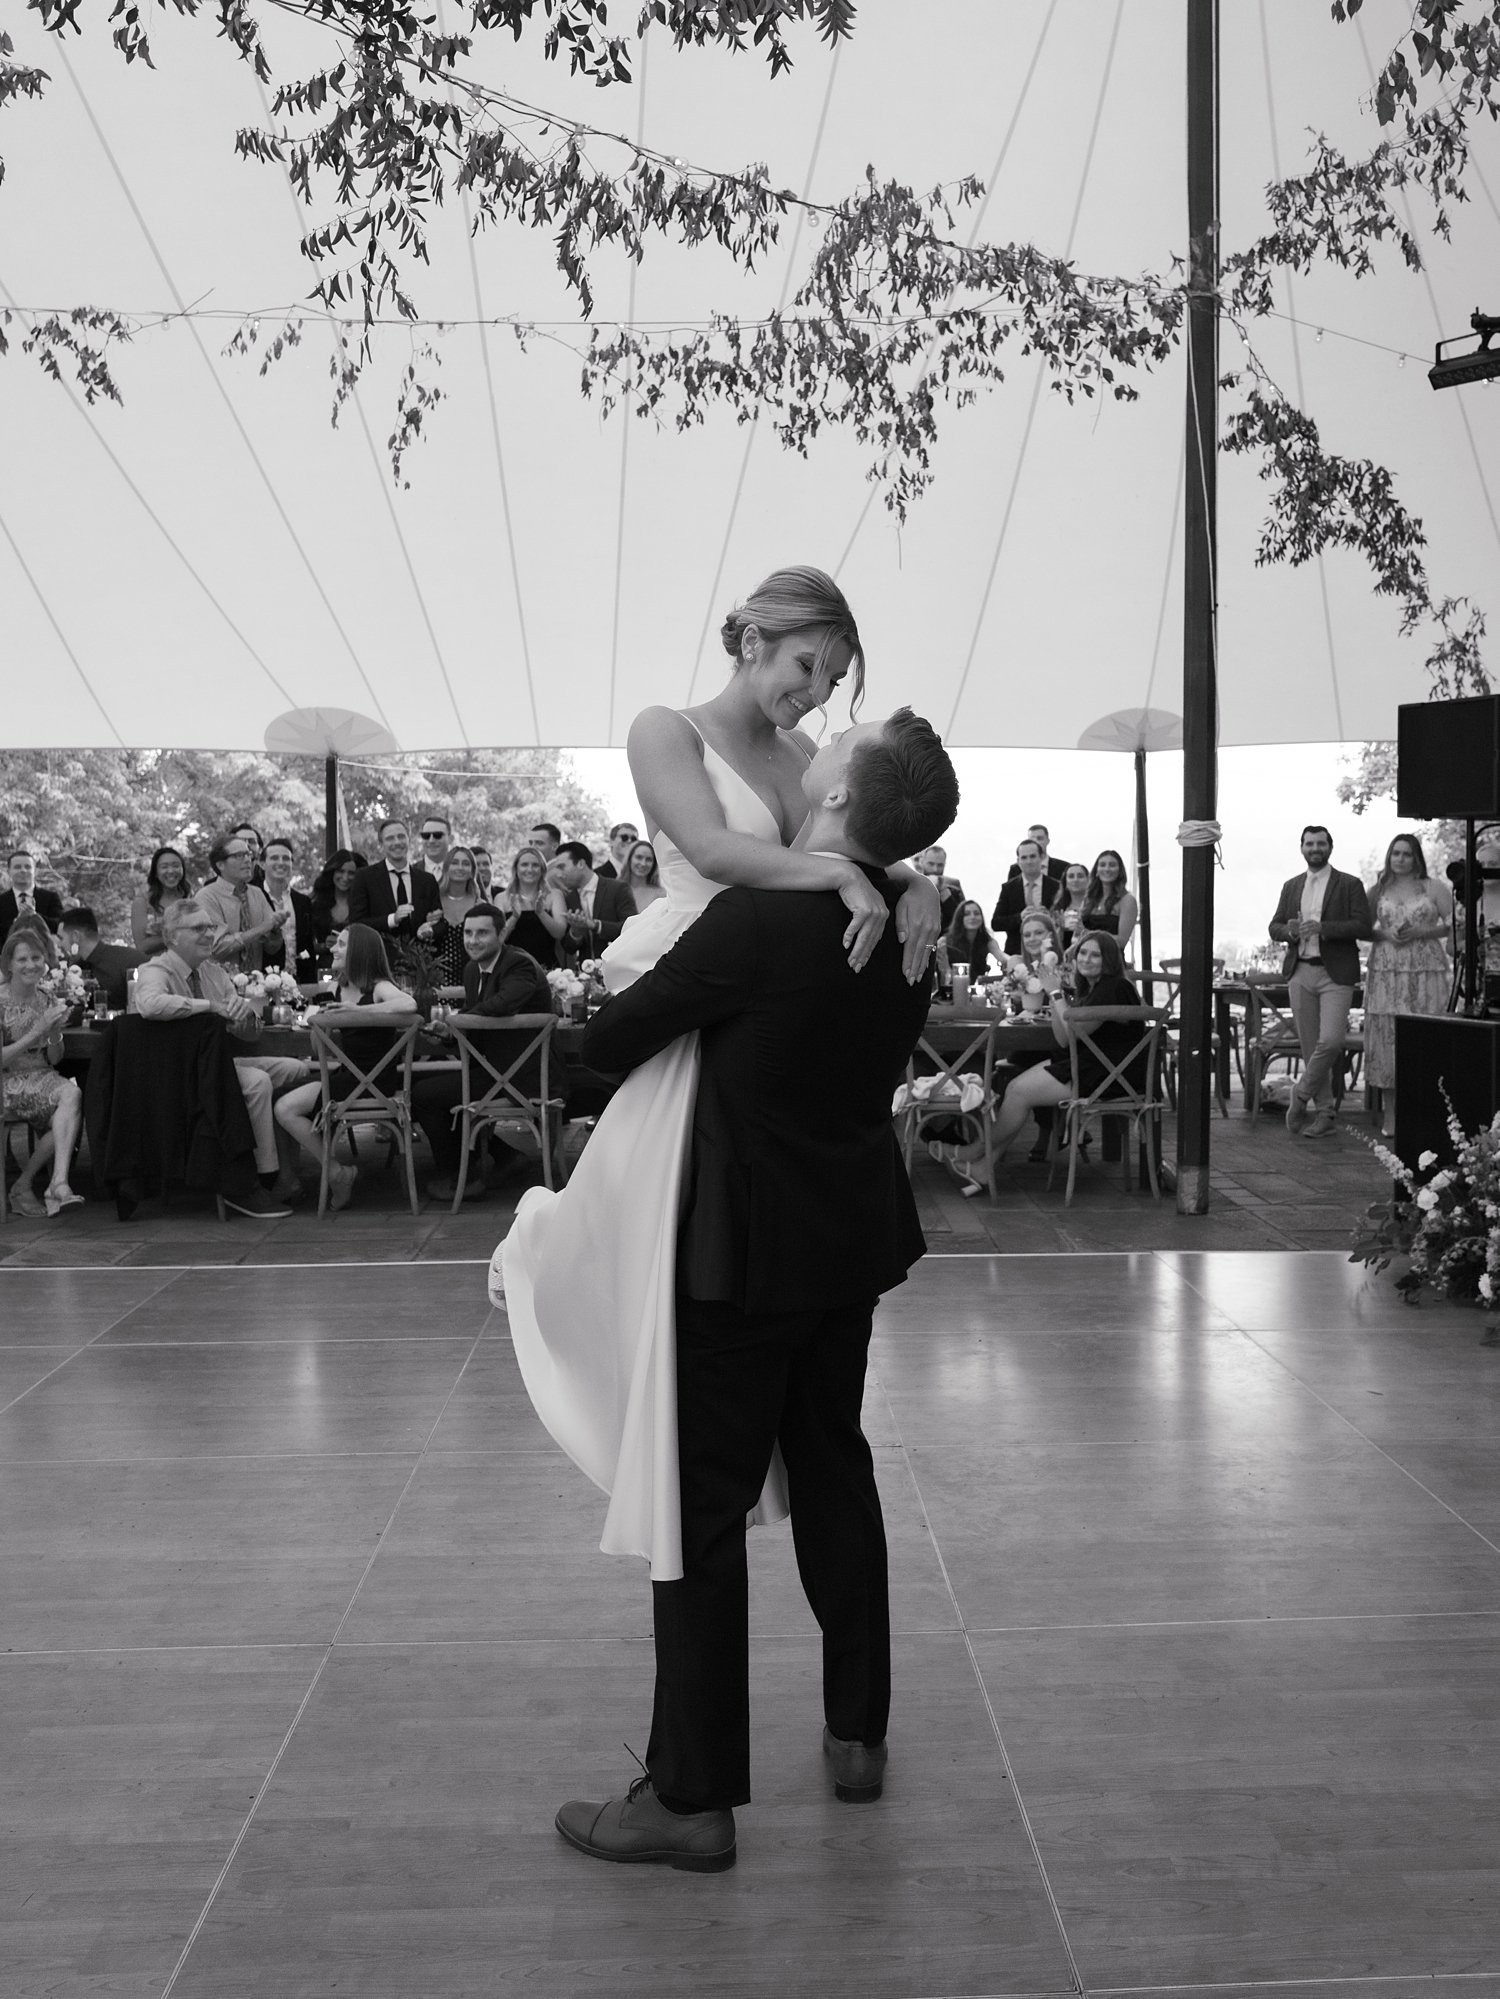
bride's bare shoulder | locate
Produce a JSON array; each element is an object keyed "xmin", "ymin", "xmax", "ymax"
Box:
[{"xmin": 627, "ymin": 706, "xmax": 703, "ymax": 756}]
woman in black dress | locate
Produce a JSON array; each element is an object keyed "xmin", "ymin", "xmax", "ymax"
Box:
[
  {"xmin": 1081, "ymin": 849, "xmax": 1139, "ymax": 959},
  {"xmin": 498, "ymin": 845, "xmax": 568, "ymax": 969},
  {"xmin": 942, "ymin": 899, "xmax": 998, "ymax": 982},
  {"xmin": 421, "ymin": 845, "xmax": 482, "ymax": 986},
  {"xmin": 308, "ymin": 850, "xmax": 367, "ymax": 965}
]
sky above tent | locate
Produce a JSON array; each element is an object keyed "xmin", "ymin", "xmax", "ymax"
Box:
[{"xmin": 2, "ymin": 0, "xmax": 1497, "ymax": 755}]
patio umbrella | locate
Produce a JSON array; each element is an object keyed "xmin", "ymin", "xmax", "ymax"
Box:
[
  {"xmin": 1075, "ymin": 708, "xmax": 1184, "ymax": 974},
  {"xmin": 263, "ymin": 708, "xmax": 398, "ymax": 861}
]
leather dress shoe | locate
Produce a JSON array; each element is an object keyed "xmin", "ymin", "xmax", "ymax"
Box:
[
  {"xmin": 822, "ymin": 1726, "xmax": 888, "ymax": 1803},
  {"xmin": 555, "ymin": 1774, "xmax": 735, "ymax": 1872}
]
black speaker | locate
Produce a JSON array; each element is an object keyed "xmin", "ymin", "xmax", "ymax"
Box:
[
  {"xmin": 1397, "ymin": 695, "xmax": 1500, "ymax": 819},
  {"xmin": 1395, "ymin": 1015, "xmax": 1500, "ymax": 1170}
]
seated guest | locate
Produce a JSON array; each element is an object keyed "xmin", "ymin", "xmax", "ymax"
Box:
[
  {"xmin": 942, "ymin": 899, "xmax": 997, "ymax": 982},
  {"xmin": 471, "ymin": 847, "xmax": 495, "ymax": 897},
  {"xmin": 308, "ymin": 849, "xmax": 366, "ymax": 957},
  {"xmin": 133, "ymin": 900, "xmax": 304, "ymax": 1216},
  {"xmin": 274, "ymin": 924, "xmax": 417, "ymax": 1209},
  {"xmin": 57, "ymin": 908, "xmax": 145, "ymax": 1010},
  {"xmin": 413, "ymin": 903, "xmax": 552, "ymax": 1200},
  {"xmin": 554, "ymin": 841, "xmax": 635, "ymax": 958},
  {"xmin": 596, "ymin": 821, "xmax": 640, "ymax": 880},
  {"xmin": 498, "ymin": 845, "xmax": 568, "ymax": 969},
  {"xmin": 197, "ymin": 832, "xmax": 281, "ymax": 972},
  {"xmin": 1008, "ymin": 908, "xmax": 1064, "ymax": 976},
  {"xmin": 992, "ymin": 838, "xmax": 1063, "ymax": 952},
  {"xmin": 259, "ymin": 838, "xmax": 318, "ymax": 981},
  {"xmin": 1081, "ymin": 849, "xmax": 1139, "ymax": 958},
  {"xmin": 1, "ymin": 909, "xmax": 60, "ymax": 982},
  {"xmin": 419, "ymin": 845, "xmax": 482, "ymax": 986},
  {"xmin": 1056, "ymin": 862, "xmax": 1093, "ymax": 942},
  {"xmin": 1, "ymin": 850, "xmax": 65, "ymax": 946},
  {"xmin": 918, "ymin": 845, "xmax": 965, "ymax": 931},
  {"xmin": 937, "ymin": 931, "xmax": 1144, "ymax": 1176},
  {"xmin": 0, "ymin": 928, "xmax": 85, "ymax": 1217},
  {"xmin": 348, "ymin": 820, "xmax": 440, "ymax": 943},
  {"xmin": 623, "ymin": 839, "xmax": 667, "ymax": 915},
  {"xmin": 131, "ymin": 846, "xmax": 192, "ymax": 956}
]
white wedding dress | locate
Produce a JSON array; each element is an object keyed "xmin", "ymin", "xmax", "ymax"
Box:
[{"xmin": 492, "ymin": 732, "xmax": 792, "ymax": 1580}]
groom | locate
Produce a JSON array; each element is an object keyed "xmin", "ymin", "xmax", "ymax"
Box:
[{"xmin": 557, "ymin": 707, "xmax": 960, "ymax": 1872}]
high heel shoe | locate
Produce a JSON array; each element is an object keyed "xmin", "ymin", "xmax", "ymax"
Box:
[{"xmin": 44, "ymin": 1184, "xmax": 85, "ymax": 1217}]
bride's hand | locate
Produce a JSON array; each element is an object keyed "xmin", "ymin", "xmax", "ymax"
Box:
[
  {"xmin": 894, "ymin": 871, "xmax": 942, "ymax": 984},
  {"xmin": 838, "ymin": 869, "xmax": 892, "ymax": 973}
]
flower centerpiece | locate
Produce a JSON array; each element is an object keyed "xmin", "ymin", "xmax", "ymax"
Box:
[
  {"xmin": 1351, "ymin": 1091, "xmax": 1500, "ymax": 1314},
  {"xmin": 546, "ymin": 966, "xmax": 587, "ymax": 1019},
  {"xmin": 40, "ymin": 962, "xmax": 89, "ymax": 1020}
]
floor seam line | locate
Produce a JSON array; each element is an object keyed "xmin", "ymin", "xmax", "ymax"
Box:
[{"xmin": 0, "ymin": 1268, "xmax": 184, "ymax": 1418}]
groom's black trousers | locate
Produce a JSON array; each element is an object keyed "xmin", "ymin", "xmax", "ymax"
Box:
[{"xmin": 646, "ymin": 1293, "xmax": 890, "ymax": 1812}]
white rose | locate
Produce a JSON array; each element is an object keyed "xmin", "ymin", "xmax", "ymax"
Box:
[
  {"xmin": 232, "ymin": 974, "xmax": 248, "ymax": 992},
  {"xmin": 1418, "ymin": 1150, "xmax": 1438, "ymax": 1170},
  {"xmin": 1480, "ymin": 1274, "xmax": 1494, "ymax": 1300},
  {"xmin": 1431, "ymin": 1170, "xmax": 1455, "ymax": 1192},
  {"xmin": 1041, "ymin": 950, "xmax": 1059, "ymax": 967},
  {"xmin": 1415, "ymin": 1187, "xmax": 1440, "ymax": 1211},
  {"xmin": 1025, "ymin": 976, "xmax": 1044, "ymax": 995}
]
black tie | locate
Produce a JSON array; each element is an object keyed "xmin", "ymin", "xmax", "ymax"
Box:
[
  {"xmin": 188, "ymin": 969, "xmax": 204, "ymax": 998},
  {"xmin": 394, "ymin": 872, "xmax": 407, "ymax": 906}
]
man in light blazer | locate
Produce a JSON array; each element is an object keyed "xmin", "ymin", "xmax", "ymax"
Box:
[{"xmin": 1268, "ymin": 824, "xmax": 1373, "ymax": 1137}]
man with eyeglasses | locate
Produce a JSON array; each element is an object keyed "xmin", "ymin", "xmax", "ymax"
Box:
[
  {"xmin": 414, "ymin": 814, "xmax": 453, "ymax": 874},
  {"xmin": 133, "ymin": 900, "xmax": 307, "ymax": 1215},
  {"xmin": 348, "ymin": 819, "xmax": 441, "ymax": 940},
  {"xmin": 197, "ymin": 833, "xmax": 281, "ymax": 973}
]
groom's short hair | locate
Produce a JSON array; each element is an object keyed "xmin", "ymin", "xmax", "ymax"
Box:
[{"xmin": 844, "ymin": 708, "xmax": 959, "ymax": 867}]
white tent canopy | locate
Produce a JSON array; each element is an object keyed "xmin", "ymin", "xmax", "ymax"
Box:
[{"xmin": 2, "ymin": 0, "xmax": 1496, "ymax": 753}]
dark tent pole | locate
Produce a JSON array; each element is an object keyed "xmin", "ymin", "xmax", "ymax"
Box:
[
  {"xmin": 1135, "ymin": 745, "xmax": 1153, "ymax": 975},
  {"xmin": 325, "ymin": 753, "xmax": 339, "ymax": 863},
  {"xmin": 1176, "ymin": 0, "xmax": 1220, "ymax": 1215}
]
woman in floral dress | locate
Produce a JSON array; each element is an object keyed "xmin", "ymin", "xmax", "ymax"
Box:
[
  {"xmin": 1, "ymin": 930, "xmax": 85, "ymax": 1217},
  {"xmin": 1364, "ymin": 834, "xmax": 1453, "ymax": 1135}
]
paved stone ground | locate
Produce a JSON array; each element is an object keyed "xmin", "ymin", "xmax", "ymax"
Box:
[{"xmin": 0, "ymin": 1073, "xmax": 1394, "ymax": 1266}]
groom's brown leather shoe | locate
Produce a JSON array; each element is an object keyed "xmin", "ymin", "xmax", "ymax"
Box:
[
  {"xmin": 555, "ymin": 1774, "xmax": 736, "ymax": 1872},
  {"xmin": 823, "ymin": 1726, "xmax": 888, "ymax": 1802}
]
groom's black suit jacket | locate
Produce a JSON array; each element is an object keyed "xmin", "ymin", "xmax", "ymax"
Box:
[{"xmin": 581, "ymin": 864, "xmax": 930, "ymax": 1316}]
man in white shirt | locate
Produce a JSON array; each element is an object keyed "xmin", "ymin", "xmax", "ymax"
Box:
[
  {"xmin": 260, "ymin": 838, "xmax": 314, "ymax": 978},
  {"xmin": 990, "ymin": 838, "xmax": 1063, "ymax": 952},
  {"xmin": 347, "ymin": 819, "xmax": 441, "ymax": 939},
  {"xmin": 554, "ymin": 841, "xmax": 635, "ymax": 958},
  {"xmin": 133, "ymin": 900, "xmax": 307, "ymax": 1212},
  {"xmin": 0, "ymin": 849, "xmax": 66, "ymax": 945},
  {"xmin": 1268, "ymin": 825, "xmax": 1374, "ymax": 1136},
  {"xmin": 597, "ymin": 821, "xmax": 640, "ymax": 880},
  {"xmin": 414, "ymin": 813, "xmax": 453, "ymax": 875}
]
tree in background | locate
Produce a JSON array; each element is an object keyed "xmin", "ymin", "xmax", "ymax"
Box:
[
  {"xmin": 0, "ymin": 747, "xmax": 611, "ymax": 938},
  {"xmin": 1338, "ymin": 740, "xmax": 1464, "ymax": 866}
]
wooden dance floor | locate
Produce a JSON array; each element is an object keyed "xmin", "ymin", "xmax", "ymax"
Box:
[{"xmin": 3, "ymin": 1249, "xmax": 1499, "ymax": 1998}]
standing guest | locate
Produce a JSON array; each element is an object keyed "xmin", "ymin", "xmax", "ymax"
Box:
[
  {"xmin": 0, "ymin": 851, "xmax": 65, "ymax": 946},
  {"xmin": 131, "ymin": 846, "xmax": 192, "ymax": 956},
  {"xmin": 472, "ymin": 847, "xmax": 495, "ymax": 896},
  {"xmin": 498, "ymin": 845, "xmax": 568, "ymax": 970},
  {"xmin": 309, "ymin": 849, "xmax": 365, "ymax": 955},
  {"xmin": 57, "ymin": 908, "xmax": 145, "ymax": 1010},
  {"xmin": 133, "ymin": 900, "xmax": 303, "ymax": 1213},
  {"xmin": 1006, "ymin": 824, "xmax": 1070, "ymax": 884},
  {"xmin": 0, "ymin": 929, "xmax": 85, "ymax": 1217},
  {"xmin": 259, "ymin": 839, "xmax": 318, "ymax": 981},
  {"xmin": 348, "ymin": 820, "xmax": 440, "ymax": 944},
  {"xmin": 1081, "ymin": 850, "xmax": 1139, "ymax": 958},
  {"xmin": 413, "ymin": 903, "xmax": 553, "ymax": 1201},
  {"xmin": 554, "ymin": 840, "xmax": 636, "ymax": 957},
  {"xmin": 528, "ymin": 822, "xmax": 562, "ymax": 862},
  {"xmin": 197, "ymin": 832, "xmax": 281, "ymax": 973},
  {"xmin": 942, "ymin": 899, "xmax": 998, "ymax": 982},
  {"xmin": 1364, "ymin": 834, "xmax": 1453, "ymax": 1137},
  {"xmin": 421, "ymin": 845, "xmax": 482, "ymax": 985},
  {"xmin": 1056, "ymin": 862, "xmax": 1093, "ymax": 942},
  {"xmin": 917, "ymin": 845, "xmax": 964, "ymax": 931},
  {"xmin": 230, "ymin": 823, "xmax": 267, "ymax": 888},
  {"xmin": 414, "ymin": 813, "xmax": 453, "ymax": 874},
  {"xmin": 992, "ymin": 838, "xmax": 1063, "ymax": 953},
  {"xmin": 596, "ymin": 821, "xmax": 640, "ymax": 880},
  {"xmin": 1269, "ymin": 825, "xmax": 1374, "ymax": 1138},
  {"xmin": 274, "ymin": 923, "xmax": 417, "ymax": 1209},
  {"xmin": 623, "ymin": 839, "xmax": 668, "ymax": 915}
]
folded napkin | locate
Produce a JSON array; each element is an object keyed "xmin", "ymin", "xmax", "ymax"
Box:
[{"xmin": 892, "ymin": 1071, "xmax": 987, "ymax": 1115}]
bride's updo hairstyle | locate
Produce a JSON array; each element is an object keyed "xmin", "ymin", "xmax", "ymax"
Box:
[{"xmin": 720, "ymin": 565, "xmax": 866, "ymax": 712}]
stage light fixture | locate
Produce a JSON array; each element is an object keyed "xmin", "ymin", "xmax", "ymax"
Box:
[{"xmin": 1429, "ymin": 309, "xmax": 1500, "ymax": 391}]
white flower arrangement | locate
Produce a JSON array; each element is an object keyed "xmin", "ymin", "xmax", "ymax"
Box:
[
  {"xmin": 1353, "ymin": 1090, "xmax": 1500, "ymax": 1311},
  {"xmin": 41, "ymin": 964, "xmax": 88, "ymax": 1003}
]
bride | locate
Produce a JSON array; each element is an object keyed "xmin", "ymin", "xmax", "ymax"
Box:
[{"xmin": 493, "ymin": 566, "xmax": 939, "ymax": 1580}]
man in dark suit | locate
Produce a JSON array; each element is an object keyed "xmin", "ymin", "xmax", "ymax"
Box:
[
  {"xmin": 259, "ymin": 839, "xmax": 318, "ymax": 980},
  {"xmin": 555, "ymin": 706, "xmax": 959, "ymax": 1873},
  {"xmin": 1268, "ymin": 824, "xmax": 1373, "ymax": 1137},
  {"xmin": 595, "ymin": 821, "xmax": 639, "ymax": 881},
  {"xmin": 991, "ymin": 837, "xmax": 1064, "ymax": 952},
  {"xmin": 0, "ymin": 851, "xmax": 65, "ymax": 946},
  {"xmin": 57, "ymin": 907, "xmax": 145, "ymax": 1010},
  {"xmin": 553, "ymin": 841, "xmax": 636, "ymax": 960},
  {"xmin": 413, "ymin": 903, "xmax": 552, "ymax": 1200},
  {"xmin": 347, "ymin": 819, "xmax": 440, "ymax": 944},
  {"xmin": 1004, "ymin": 822, "xmax": 1070, "ymax": 885}
]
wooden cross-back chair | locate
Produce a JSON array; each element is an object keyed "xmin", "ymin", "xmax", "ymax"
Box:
[
  {"xmin": 308, "ymin": 1016, "xmax": 422, "ymax": 1218},
  {"xmin": 1046, "ymin": 1005, "xmax": 1171, "ymax": 1206},
  {"xmin": 445, "ymin": 1012, "xmax": 568, "ymax": 1211},
  {"xmin": 896, "ymin": 1016, "xmax": 1010, "ymax": 1202}
]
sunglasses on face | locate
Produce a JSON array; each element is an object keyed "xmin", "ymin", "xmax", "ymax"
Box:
[{"xmin": 420, "ymin": 830, "xmax": 447, "ymax": 840}]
